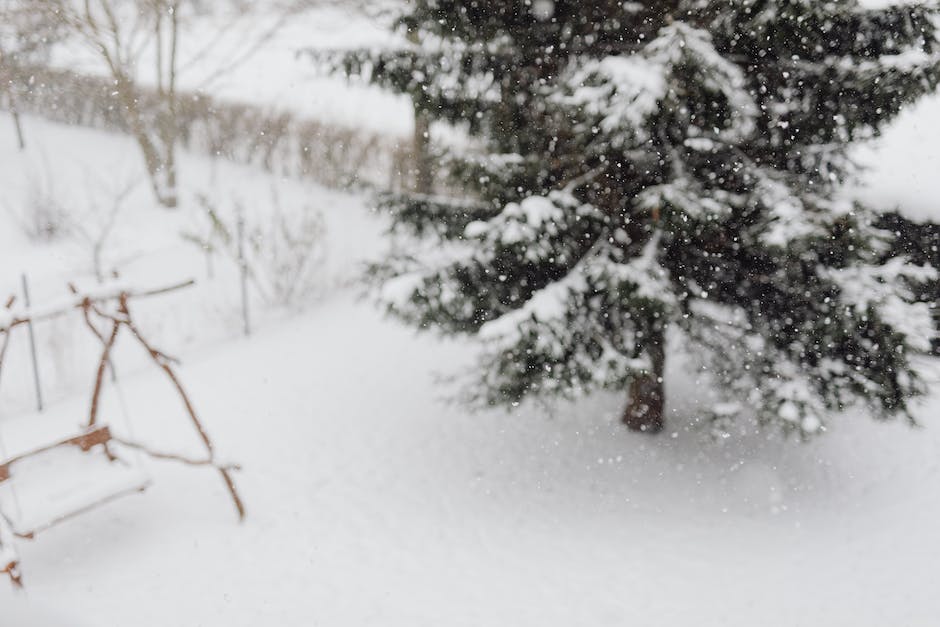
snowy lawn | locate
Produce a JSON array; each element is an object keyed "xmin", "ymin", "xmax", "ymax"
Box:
[{"xmin": 1, "ymin": 115, "xmax": 940, "ymax": 625}]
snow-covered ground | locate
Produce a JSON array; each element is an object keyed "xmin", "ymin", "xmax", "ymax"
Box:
[{"xmin": 1, "ymin": 107, "xmax": 940, "ymax": 626}]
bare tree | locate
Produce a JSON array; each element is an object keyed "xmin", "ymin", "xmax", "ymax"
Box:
[
  {"xmin": 0, "ymin": 42, "xmax": 27, "ymax": 150},
  {"xmin": 71, "ymin": 170, "xmax": 139, "ymax": 281},
  {"xmin": 0, "ymin": 0, "xmax": 62, "ymax": 149},
  {"xmin": 22, "ymin": 0, "xmax": 304, "ymax": 208},
  {"xmin": 21, "ymin": 0, "xmax": 183, "ymax": 207}
]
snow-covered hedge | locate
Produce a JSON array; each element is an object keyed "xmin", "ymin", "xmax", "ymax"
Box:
[{"xmin": 4, "ymin": 65, "xmax": 412, "ymax": 191}]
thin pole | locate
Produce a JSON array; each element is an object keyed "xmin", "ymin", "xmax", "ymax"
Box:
[
  {"xmin": 0, "ymin": 46, "xmax": 27, "ymax": 151},
  {"xmin": 10, "ymin": 108, "xmax": 25, "ymax": 151},
  {"xmin": 236, "ymin": 214, "xmax": 250, "ymax": 337},
  {"xmin": 21, "ymin": 275, "xmax": 43, "ymax": 412}
]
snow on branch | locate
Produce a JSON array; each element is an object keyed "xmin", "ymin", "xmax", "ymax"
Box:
[
  {"xmin": 0, "ymin": 278, "xmax": 195, "ymax": 334},
  {"xmin": 564, "ymin": 21, "xmax": 758, "ymax": 146}
]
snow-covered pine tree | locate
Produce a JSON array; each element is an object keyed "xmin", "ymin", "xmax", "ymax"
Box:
[{"xmin": 335, "ymin": 0, "xmax": 940, "ymax": 436}]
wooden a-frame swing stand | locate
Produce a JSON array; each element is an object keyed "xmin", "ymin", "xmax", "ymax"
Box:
[{"xmin": 0, "ymin": 280, "xmax": 244, "ymax": 588}]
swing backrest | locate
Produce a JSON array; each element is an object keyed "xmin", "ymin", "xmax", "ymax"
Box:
[
  {"xmin": 0, "ymin": 426, "xmax": 150, "ymax": 539},
  {"xmin": 0, "ymin": 426, "xmax": 112, "ymax": 482}
]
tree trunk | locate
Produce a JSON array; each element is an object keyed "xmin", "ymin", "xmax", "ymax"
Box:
[
  {"xmin": 0, "ymin": 44, "xmax": 25, "ymax": 150},
  {"xmin": 133, "ymin": 130, "xmax": 176, "ymax": 208},
  {"xmin": 160, "ymin": 2, "xmax": 180, "ymax": 209},
  {"xmin": 2, "ymin": 85, "xmax": 25, "ymax": 150},
  {"xmin": 622, "ymin": 326, "xmax": 665, "ymax": 433},
  {"xmin": 111, "ymin": 73, "xmax": 174, "ymax": 208},
  {"xmin": 413, "ymin": 104, "xmax": 433, "ymax": 194},
  {"xmin": 9, "ymin": 108, "xmax": 25, "ymax": 151},
  {"xmin": 161, "ymin": 138, "xmax": 178, "ymax": 209},
  {"xmin": 406, "ymin": 26, "xmax": 433, "ymax": 196},
  {"xmin": 109, "ymin": 68, "xmax": 178, "ymax": 208}
]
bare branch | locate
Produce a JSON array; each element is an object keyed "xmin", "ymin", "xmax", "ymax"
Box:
[{"xmin": 111, "ymin": 436, "xmax": 241, "ymax": 471}]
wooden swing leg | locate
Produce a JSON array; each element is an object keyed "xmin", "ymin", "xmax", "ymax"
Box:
[
  {"xmin": 218, "ymin": 468, "xmax": 245, "ymax": 520},
  {"xmin": 70, "ymin": 295, "xmax": 245, "ymax": 521},
  {"xmin": 0, "ymin": 516, "xmax": 22, "ymax": 589},
  {"xmin": 138, "ymin": 342, "xmax": 246, "ymax": 519},
  {"xmin": 117, "ymin": 297, "xmax": 246, "ymax": 520},
  {"xmin": 154, "ymin": 365, "xmax": 246, "ymax": 520},
  {"xmin": 1, "ymin": 559, "xmax": 22, "ymax": 589},
  {"xmin": 0, "ymin": 328, "xmax": 22, "ymax": 587},
  {"xmin": 84, "ymin": 312, "xmax": 121, "ymax": 430},
  {"xmin": 83, "ymin": 313, "xmax": 122, "ymax": 462}
]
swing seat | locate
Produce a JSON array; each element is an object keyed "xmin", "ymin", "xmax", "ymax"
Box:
[{"xmin": 0, "ymin": 426, "xmax": 150, "ymax": 538}]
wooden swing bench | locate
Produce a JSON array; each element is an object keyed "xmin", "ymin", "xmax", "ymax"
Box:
[{"xmin": 0, "ymin": 279, "xmax": 245, "ymax": 588}]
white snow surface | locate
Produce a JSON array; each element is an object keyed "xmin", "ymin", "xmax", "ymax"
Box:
[
  {"xmin": 3, "ymin": 112, "xmax": 940, "ymax": 627},
  {"xmin": 2, "ymin": 38, "xmax": 940, "ymax": 624},
  {"xmin": 851, "ymin": 91, "xmax": 940, "ymax": 222}
]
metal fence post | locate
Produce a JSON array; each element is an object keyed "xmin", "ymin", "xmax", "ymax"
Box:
[
  {"xmin": 236, "ymin": 214, "xmax": 251, "ymax": 337},
  {"xmin": 21, "ymin": 274, "xmax": 43, "ymax": 412}
]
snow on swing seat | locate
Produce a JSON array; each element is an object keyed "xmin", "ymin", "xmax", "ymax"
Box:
[{"xmin": 0, "ymin": 427, "xmax": 150, "ymax": 538}]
